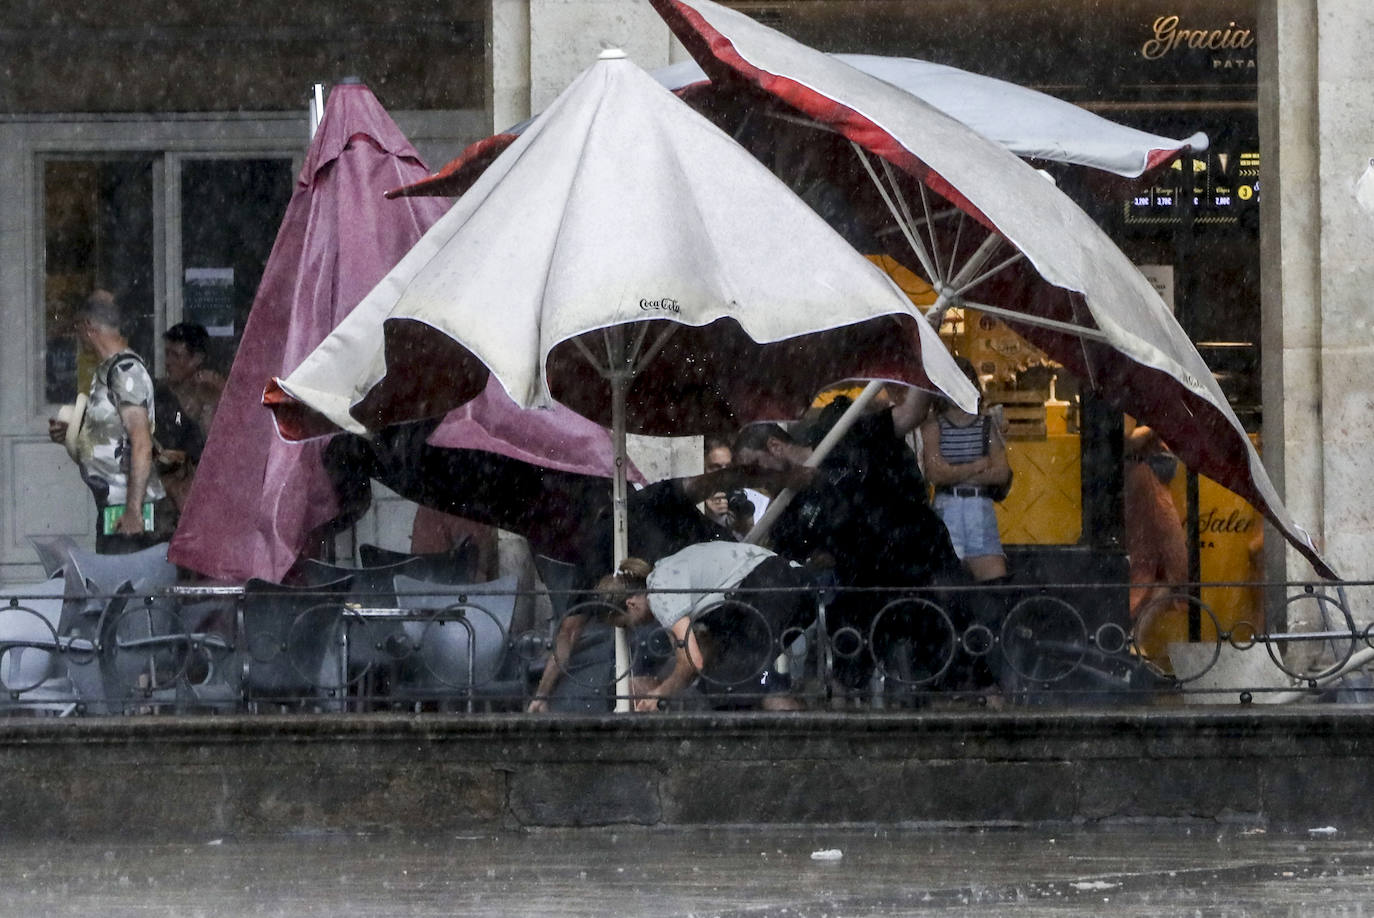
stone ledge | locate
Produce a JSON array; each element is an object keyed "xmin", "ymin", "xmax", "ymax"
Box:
[{"xmin": 2, "ymin": 708, "xmax": 1371, "ymax": 838}]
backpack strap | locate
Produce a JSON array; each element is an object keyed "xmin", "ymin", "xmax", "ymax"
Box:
[
  {"xmin": 104, "ymin": 350, "xmax": 148, "ymax": 406},
  {"xmin": 103, "ymin": 350, "xmax": 159, "ymax": 442}
]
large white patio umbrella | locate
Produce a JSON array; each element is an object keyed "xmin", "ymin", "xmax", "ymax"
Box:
[{"xmin": 267, "ymin": 49, "xmax": 977, "ymax": 706}]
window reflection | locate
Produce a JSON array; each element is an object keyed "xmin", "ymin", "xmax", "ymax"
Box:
[
  {"xmin": 41, "ymin": 155, "xmax": 293, "ymax": 406},
  {"xmin": 180, "ymin": 158, "xmax": 294, "ymax": 373},
  {"xmin": 43, "ymin": 158, "xmax": 155, "ymax": 403}
]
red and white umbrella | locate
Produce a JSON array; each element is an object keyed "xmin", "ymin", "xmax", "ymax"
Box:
[
  {"xmin": 654, "ymin": 55, "xmax": 1206, "ymax": 179},
  {"xmin": 635, "ymin": 0, "xmax": 1331, "ymax": 578}
]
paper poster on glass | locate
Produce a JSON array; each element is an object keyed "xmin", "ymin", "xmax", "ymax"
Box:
[{"xmin": 184, "ymin": 267, "xmax": 235, "ymax": 336}]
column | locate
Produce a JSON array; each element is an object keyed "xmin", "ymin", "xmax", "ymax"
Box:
[{"xmin": 1259, "ymin": 0, "xmax": 1374, "ymax": 588}]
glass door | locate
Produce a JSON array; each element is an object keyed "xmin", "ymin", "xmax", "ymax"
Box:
[{"xmin": 175, "ymin": 157, "xmax": 295, "ymax": 375}]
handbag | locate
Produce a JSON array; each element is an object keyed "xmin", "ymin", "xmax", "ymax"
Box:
[{"xmin": 982, "ymin": 415, "xmax": 1013, "ymax": 502}]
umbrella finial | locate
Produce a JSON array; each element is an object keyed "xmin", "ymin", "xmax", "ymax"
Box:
[{"xmin": 598, "ymin": 47, "xmax": 628, "ymax": 61}]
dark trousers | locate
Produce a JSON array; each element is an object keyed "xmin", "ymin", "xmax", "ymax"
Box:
[{"xmin": 694, "ymin": 557, "xmax": 818, "ymax": 694}]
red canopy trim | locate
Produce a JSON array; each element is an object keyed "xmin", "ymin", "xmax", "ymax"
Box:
[
  {"xmin": 385, "ymin": 132, "xmax": 520, "ymax": 199},
  {"xmin": 652, "ymin": 0, "xmax": 998, "ymax": 234},
  {"xmin": 262, "ymin": 379, "xmax": 342, "ymax": 442}
]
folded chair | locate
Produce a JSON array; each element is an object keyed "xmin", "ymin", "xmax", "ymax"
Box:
[
  {"xmin": 25, "ymin": 534, "xmax": 81, "ymax": 579},
  {"xmin": 0, "ymin": 578, "xmax": 79, "ymax": 715},
  {"xmin": 93, "ymin": 586, "xmax": 239, "ymax": 715},
  {"xmin": 391, "ymin": 574, "xmax": 521, "ymax": 711},
  {"xmin": 64, "ymin": 542, "xmax": 179, "ymax": 596},
  {"xmin": 241, "ymin": 575, "xmax": 352, "ymax": 711}
]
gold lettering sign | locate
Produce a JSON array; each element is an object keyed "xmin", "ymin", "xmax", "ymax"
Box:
[{"xmin": 1142, "ymin": 14, "xmax": 1256, "ymax": 61}]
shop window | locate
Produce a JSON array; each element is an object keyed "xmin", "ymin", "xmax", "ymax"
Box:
[
  {"xmin": 43, "ymin": 157, "xmax": 156, "ymax": 404},
  {"xmin": 41, "ymin": 154, "xmax": 293, "ymax": 406},
  {"xmin": 179, "ymin": 158, "xmax": 294, "ymax": 374}
]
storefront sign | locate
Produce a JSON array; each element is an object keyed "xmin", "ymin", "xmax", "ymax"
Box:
[
  {"xmin": 1141, "ymin": 14, "xmax": 1255, "ymax": 71},
  {"xmin": 1126, "ymin": 151, "xmax": 1259, "ymax": 226}
]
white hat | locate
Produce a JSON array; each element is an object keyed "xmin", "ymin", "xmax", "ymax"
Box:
[{"xmin": 57, "ymin": 394, "xmax": 88, "ymax": 462}]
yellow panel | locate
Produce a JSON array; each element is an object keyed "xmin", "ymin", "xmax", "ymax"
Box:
[
  {"xmin": 995, "ymin": 435, "xmax": 1082, "ymax": 545},
  {"xmin": 862, "ymin": 254, "xmax": 1086, "ymax": 548},
  {"xmin": 866, "ymin": 254, "xmax": 938, "ymax": 307},
  {"xmin": 1165, "ymin": 435, "xmax": 1266, "ymax": 634}
]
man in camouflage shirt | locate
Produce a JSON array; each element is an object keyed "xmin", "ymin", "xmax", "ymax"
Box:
[{"xmin": 49, "ymin": 290, "xmax": 167, "ymax": 553}]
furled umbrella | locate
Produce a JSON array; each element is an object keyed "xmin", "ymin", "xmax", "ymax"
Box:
[
  {"xmin": 266, "ymin": 50, "xmax": 978, "ymax": 704},
  {"xmin": 171, "ymin": 80, "xmax": 634, "ymax": 583}
]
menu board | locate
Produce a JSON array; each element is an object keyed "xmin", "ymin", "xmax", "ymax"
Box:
[
  {"xmin": 184, "ymin": 267, "xmax": 235, "ymax": 336},
  {"xmin": 1126, "ymin": 150, "xmax": 1259, "ymax": 226}
]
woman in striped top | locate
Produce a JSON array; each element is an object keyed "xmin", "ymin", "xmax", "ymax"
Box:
[{"xmin": 919, "ymin": 357, "xmax": 1011, "ymax": 583}]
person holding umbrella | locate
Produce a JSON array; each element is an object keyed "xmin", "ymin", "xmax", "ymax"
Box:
[
  {"xmin": 318, "ymin": 419, "xmax": 809, "ymax": 588},
  {"xmin": 733, "ymin": 386, "xmax": 966, "ymax": 699}
]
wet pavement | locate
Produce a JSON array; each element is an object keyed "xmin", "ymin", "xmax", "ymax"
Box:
[{"xmin": 2, "ymin": 826, "xmax": 1373, "ymax": 916}]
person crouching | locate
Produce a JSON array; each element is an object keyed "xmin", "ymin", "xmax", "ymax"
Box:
[{"xmin": 618, "ymin": 542, "xmax": 817, "ymax": 712}]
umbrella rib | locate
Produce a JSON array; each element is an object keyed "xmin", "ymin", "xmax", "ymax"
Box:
[
  {"xmin": 947, "ymin": 231, "xmax": 1002, "ymax": 289},
  {"xmin": 572, "ymin": 335, "xmax": 612, "ymax": 380},
  {"xmin": 949, "ymin": 211, "xmax": 967, "ymax": 282},
  {"xmin": 851, "ymin": 143, "xmax": 940, "ymax": 285},
  {"xmin": 881, "ymin": 155, "xmax": 937, "ymax": 278},
  {"xmin": 911, "ymin": 168, "xmax": 948, "ymax": 285},
  {"xmin": 953, "ymin": 250, "xmax": 1025, "ymax": 298},
  {"xmin": 731, "ymin": 107, "xmax": 757, "ymax": 142},
  {"xmin": 960, "ymin": 299, "xmax": 1110, "ymax": 344},
  {"xmin": 628, "ymin": 321, "xmax": 651, "ymax": 370},
  {"xmin": 603, "ymin": 326, "xmax": 623, "ymax": 376},
  {"xmin": 1067, "ymin": 292, "xmax": 1100, "ymax": 390},
  {"xmin": 632, "ymin": 322, "xmax": 679, "ymax": 376}
]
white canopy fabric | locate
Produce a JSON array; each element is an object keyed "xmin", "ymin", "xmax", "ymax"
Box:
[
  {"xmin": 650, "ymin": 0, "xmax": 1333, "ymax": 579},
  {"xmin": 652, "ymin": 55, "xmax": 1206, "ymax": 180},
  {"xmin": 268, "ymin": 51, "xmax": 984, "ymax": 710},
  {"xmin": 397, "ymin": 53, "xmax": 1205, "ymax": 206},
  {"xmin": 269, "ymin": 50, "xmax": 976, "ymax": 441}
]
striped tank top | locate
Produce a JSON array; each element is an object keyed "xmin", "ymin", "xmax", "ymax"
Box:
[{"xmin": 937, "ymin": 415, "xmax": 987, "ymax": 464}]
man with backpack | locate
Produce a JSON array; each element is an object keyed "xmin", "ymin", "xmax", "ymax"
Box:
[{"xmin": 48, "ymin": 290, "xmax": 169, "ymax": 553}]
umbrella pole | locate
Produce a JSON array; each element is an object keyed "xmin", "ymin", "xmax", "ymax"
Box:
[
  {"xmin": 745, "ymin": 378, "xmax": 886, "ymax": 545},
  {"xmin": 745, "ymin": 283, "xmax": 961, "ymax": 547},
  {"xmin": 308, "ymin": 83, "xmax": 326, "ymax": 138},
  {"xmin": 610, "ymin": 334, "xmax": 633, "ymax": 713}
]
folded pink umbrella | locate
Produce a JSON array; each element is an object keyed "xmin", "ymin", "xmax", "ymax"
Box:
[{"xmin": 171, "ymin": 82, "xmax": 631, "ymax": 583}]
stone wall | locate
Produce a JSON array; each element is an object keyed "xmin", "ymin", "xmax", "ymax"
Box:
[
  {"xmin": 3, "ymin": 711, "xmax": 1372, "ymax": 839},
  {"xmin": 0, "ymin": 0, "xmax": 486, "ymax": 114}
]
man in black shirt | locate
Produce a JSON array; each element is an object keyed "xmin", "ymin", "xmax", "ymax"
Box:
[
  {"xmin": 319, "ymin": 419, "xmax": 807, "ymax": 588},
  {"xmin": 733, "ymin": 390, "xmax": 967, "ymax": 696}
]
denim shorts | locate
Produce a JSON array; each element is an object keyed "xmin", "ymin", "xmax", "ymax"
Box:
[{"xmin": 933, "ymin": 493, "xmax": 1004, "ymax": 560}]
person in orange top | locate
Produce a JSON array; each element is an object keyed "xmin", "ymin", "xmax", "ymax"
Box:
[{"xmin": 1123, "ymin": 425, "xmax": 1188, "ymax": 621}]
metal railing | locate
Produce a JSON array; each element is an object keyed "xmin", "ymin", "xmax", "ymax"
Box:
[{"xmin": 2, "ymin": 579, "xmax": 1370, "ymax": 715}]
